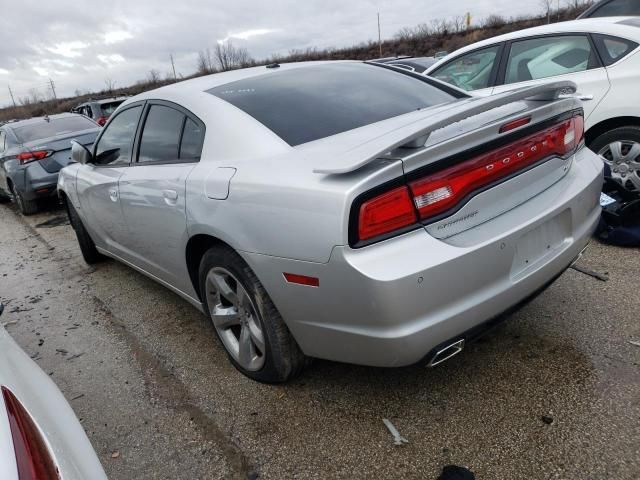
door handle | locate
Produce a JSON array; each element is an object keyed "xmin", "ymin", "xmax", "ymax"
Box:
[
  {"xmin": 108, "ymin": 187, "xmax": 118, "ymax": 202},
  {"xmin": 162, "ymin": 189, "xmax": 178, "ymax": 205}
]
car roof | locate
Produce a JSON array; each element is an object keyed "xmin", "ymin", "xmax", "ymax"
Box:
[{"xmin": 425, "ymin": 16, "xmax": 640, "ymax": 72}]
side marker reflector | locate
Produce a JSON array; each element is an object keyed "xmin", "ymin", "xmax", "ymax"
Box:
[{"xmin": 283, "ymin": 273, "xmax": 319, "ymax": 287}]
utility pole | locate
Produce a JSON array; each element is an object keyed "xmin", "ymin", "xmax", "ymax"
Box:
[
  {"xmin": 170, "ymin": 54, "xmax": 177, "ymax": 82},
  {"xmin": 7, "ymin": 85, "xmax": 16, "ymax": 107},
  {"xmin": 49, "ymin": 78, "xmax": 57, "ymax": 100},
  {"xmin": 377, "ymin": 12, "xmax": 382, "ymax": 57}
]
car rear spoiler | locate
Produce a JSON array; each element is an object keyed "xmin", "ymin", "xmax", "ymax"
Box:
[{"xmin": 313, "ymin": 80, "xmax": 577, "ymax": 175}]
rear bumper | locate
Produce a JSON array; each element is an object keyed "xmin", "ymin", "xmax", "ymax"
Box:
[{"xmin": 245, "ymin": 147, "xmax": 604, "ymax": 367}]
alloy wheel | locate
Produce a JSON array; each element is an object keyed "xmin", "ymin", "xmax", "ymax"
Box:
[
  {"xmin": 598, "ymin": 140, "xmax": 640, "ymax": 192},
  {"xmin": 205, "ymin": 267, "xmax": 266, "ymax": 371}
]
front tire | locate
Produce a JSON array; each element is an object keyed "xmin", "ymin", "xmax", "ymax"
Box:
[
  {"xmin": 199, "ymin": 246, "xmax": 307, "ymax": 383},
  {"xmin": 589, "ymin": 126, "xmax": 640, "ymax": 193},
  {"xmin": 66, "ymin": 200, "xmax": 104, "ymax": 264}
]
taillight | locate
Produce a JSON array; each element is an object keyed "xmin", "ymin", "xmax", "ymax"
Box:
[
  {"xmin": 1, "ymin": 386, "xmax": 60, "ymax": 480},
  {"xmin": 17, "ymin": 151, "xmax": 53, "ymax": 166},
  {"xmin": 358, "ymin": 186, "xmax": 417, "ymax": 241},
  {"xmin": 351, "ymin": 112, "xmax": 584, "ymax": 246},
  {"xmin": 96, "ymin": 116, "xmax": 108, "ymax": 126},
  {"xmin": 409, "ymin": 114, "xmax": 584, "ymax": 222}
]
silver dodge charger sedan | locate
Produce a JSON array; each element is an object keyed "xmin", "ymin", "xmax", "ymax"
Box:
[{"xmin": 58, "ymin": 61, "xmax": 603, "ymax": 382}]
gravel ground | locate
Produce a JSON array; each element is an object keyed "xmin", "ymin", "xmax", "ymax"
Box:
[{"xmin": 0, "ymin": 200, "xmax": 639, "ymax": 480}]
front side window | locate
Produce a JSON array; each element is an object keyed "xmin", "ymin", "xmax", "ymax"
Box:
[
  {"xmin": 138, "ymin": 105, "xmax": 184, "ymax": 163},
  {"xmin": 0, "ymin": 131, "xmax": 5, "ymax": 153},
  {"xmin": 94, "ymin": 106, "xmax": 142, "ymax": 166},
  {"xmin": 505, "ymin": 35, "xmax": 597, "ymax": 85},
  {"xmin": 431, "ymin": 46, "xmax": 500, "ymax": 91}
]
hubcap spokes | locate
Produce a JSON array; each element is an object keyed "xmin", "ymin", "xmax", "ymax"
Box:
[
  {"xmin": 599, "ymin": 140, "xmax": 640, "ymax": 192},
  {"xmin": 205, "ymin": 267, "xmax": 265, "ymax": 371}
]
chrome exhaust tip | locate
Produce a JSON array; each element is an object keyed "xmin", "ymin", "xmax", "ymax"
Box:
[{"xmin": 427, "ymin": 339, "xmax": 465, "ymax": 367}]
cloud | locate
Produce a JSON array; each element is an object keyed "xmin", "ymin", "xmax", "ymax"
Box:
[
  {"xmin": 104, "ymin": 30, "xmax": 133, "ymax": 44},
  {"xmin": 218, "ymin": 28, "xmax": 281, "ymax": 44},
  {"xmin": 33, "ymin": 66, "xmax": 48, "ymax": 76},
  {"xmin": 97, "ymin": 54, "xmax": 126, "ymax": 67},
  {"xmin": 47, "ymin": 41, "xmax": 89, "ymax": 58},
  {"xmin": 0, "ymin": 68, "xmax": 8, "ymax": 75},
  {"xmin": 0, "ymin": 0, "xmax": 544, "ymax": 106}
]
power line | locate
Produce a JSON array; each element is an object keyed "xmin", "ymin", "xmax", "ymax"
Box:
[
  {"xmin": 49, "ymin": 78, "xmax": 57, "ymax": 100},
  {"xmin": 170, "ymin": 53, "xmax": 177, "ymax": 82},
  {"xmin": 7, "ymin": 85, "xmax": 16, "ymax": 107},
  {"xmin": 377, "ymin": 12, "xmax": 382, "ymax": 57}
]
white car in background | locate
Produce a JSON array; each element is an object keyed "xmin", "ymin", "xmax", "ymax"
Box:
[
  {"xmin": 0, "ymin": 304, "xmax": 107, "ymax": 480},
  {"xmin": 425, "ymin": 17, "xmax": 640, "ymax": 192}
]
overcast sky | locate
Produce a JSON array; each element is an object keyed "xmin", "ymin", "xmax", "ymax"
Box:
[{"xmin": 0, "ymin": 0, "xmax": 545, "ymax": 107}]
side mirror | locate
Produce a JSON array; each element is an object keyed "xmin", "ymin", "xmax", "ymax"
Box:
[
  {"xmin": 71, "ymin": 140, "xmax": 93, "ymax": 165},
  {"xmin": 0, "ymin": 303, "xmax": 4, "ymax": 317}
]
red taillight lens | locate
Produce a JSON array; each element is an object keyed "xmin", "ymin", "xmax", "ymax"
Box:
[
  {"xmin": 409, "ymin": 114, "xmax": 584, "ymax": 221},
  {"xmin": 358, "ymin": 186, "xmax": 417, "ymax": 241},
  {"xmin": 96, "ymin": 116, "xmax": 108, "ymax": 126},
  {"xmin": 17, "ymin": 151, "xmax": 53, "ymax": 166},
  {"xmin": 1, "ymin": 386, "xmax": 60, "ymax": 480}
]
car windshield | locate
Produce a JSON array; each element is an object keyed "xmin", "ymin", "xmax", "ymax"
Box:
[
  {"xmin": 13, "ymin": 116, "xmax": 97, "ymax": 143},
  {"xmin": 207, "ymin": 63, "xmax": 455, "ymax": 146},
  {"xmin": 100, "ymin": 101, "xmax": 124, "ymax": 115}
]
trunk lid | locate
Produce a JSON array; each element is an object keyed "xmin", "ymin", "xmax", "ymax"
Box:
[
  {"xmin": 23, "ymin": 129, "xmax": 99, "ymax": 174},
  {"xmin": 308, "ymin": 81, "xmax": 585, "ymax": 245}
]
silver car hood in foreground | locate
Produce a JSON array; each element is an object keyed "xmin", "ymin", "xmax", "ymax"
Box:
[{"xmin": 0, "ymin": 326, "xmax": 107, "ymax": 480}]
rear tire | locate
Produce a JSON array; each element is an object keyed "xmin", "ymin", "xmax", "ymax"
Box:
[
  {"xmin": 199, "ymin": 246, "xmax": 307, "ymax": 383},
  {"xmin": 66, "ymin": 200, "xmax": 104, "ymax": 264},
  {"xmin": 589, "ymin": 126, "xmax": 640, "ymax": 193},
  {"xmin": 11, "ymin": 184, "xmax": 38, "ymax": 215}
]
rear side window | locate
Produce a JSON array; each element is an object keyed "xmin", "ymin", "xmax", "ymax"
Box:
[
  {"xmin": 505, "ymin": 35, "xmax": 598, "ymax": 85},
  {"xmin": 207, "ymin": 63, "xmax": 455, "ymax": 146},
  {"xmin": 180, "ymin": 118, "xmax": 204, "ymax": 160},
  {"xmin": 587, "ymin": 0, "xmax": 640, "ymax": 17},
  {"xmin": 431, "ymin": 46, "xmax": 501, "ymax": 91},
  {"xmin": 94, "ymin": 106, "xmax": 142, "ymax": 165},
  {"xmin": 100, "ymin": 101, "xmax": 124, "ymax": 116},
  {"xmin": 13, "ymin": 116, "xmax": 98, "ymax": 143},
  {"xmin": 138, "ymin": 105, "xmax": 184, "ymax": 163},
  {"xmin": 593, "ymin": 34, "xmax": 638, "ymax": 66}
]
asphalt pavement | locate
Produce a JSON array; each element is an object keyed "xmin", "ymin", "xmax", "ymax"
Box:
[{"xmin": 0, "ymin": 200, "xmax": 638, "ymax": 479}]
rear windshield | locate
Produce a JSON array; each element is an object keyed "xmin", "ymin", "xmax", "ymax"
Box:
[
  {"xmin": 100, "ymin": 101, "xmax": 124, "ymax": 115},
  {"xmin": 207, "ymin": 63, "xmax": 455, "ymax": 146},
  {"xmin": 13, "ymin": 116, "xmax": 97, "ymax": 143}
]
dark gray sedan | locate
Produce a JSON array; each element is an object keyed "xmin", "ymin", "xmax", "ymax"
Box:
[{"xmin": 0, "ymin": 113, "xmax": 100, "ymax": 215}]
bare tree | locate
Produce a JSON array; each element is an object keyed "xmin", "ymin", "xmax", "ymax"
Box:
[
  {"xmin": 147, "ymin": 69, "xmax": 161, "ymax": 84},
  {"xmin": 104, "ymin": 78, "xmax": 116, "ymax": 94},
  {"xmin": 28, "ymin": 88, "xmax": 42, "ymax": 104},
  {"xmin": 540, "ymin": 0, "xmax": 553, "ymax": 23},
  {"xmin": 197, "ymin": 48, "xmax": 215, "ymax": 74},
  {"xmin": 214, "ymin": 41, "xmax": 253, "ymax": 71}
]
